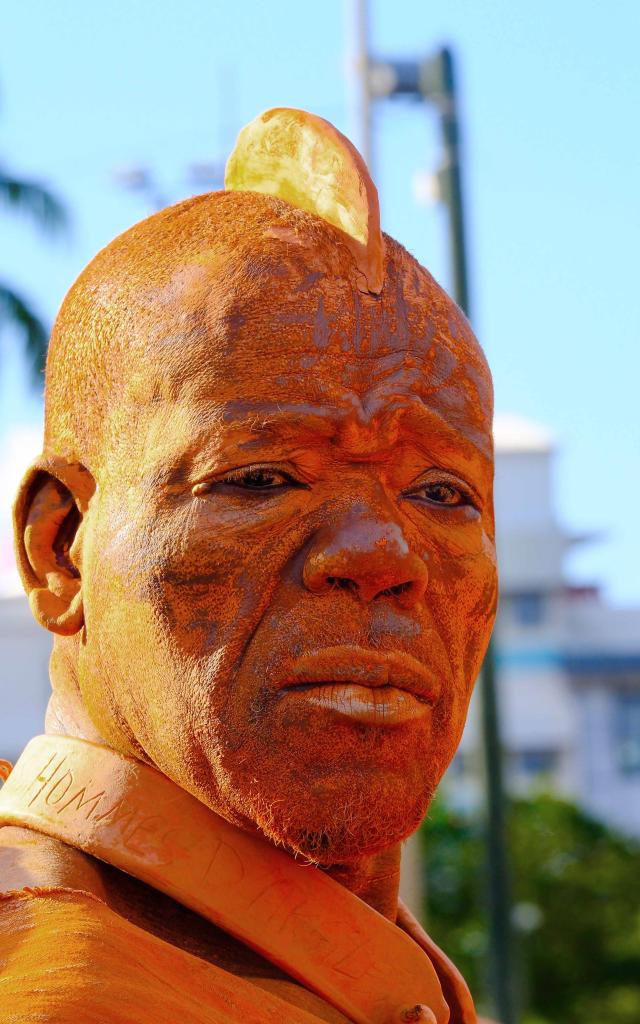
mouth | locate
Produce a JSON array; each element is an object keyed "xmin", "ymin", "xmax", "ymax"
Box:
[{"xmin": 279, "ymin": 645, "xmax": 439, "ymax": 726}]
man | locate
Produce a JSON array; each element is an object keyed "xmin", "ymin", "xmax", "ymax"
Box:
[{"xmin": 0, "ymin": 109, "xmax": 497, "ymax": 1023}]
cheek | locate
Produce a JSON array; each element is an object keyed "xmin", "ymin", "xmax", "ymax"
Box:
[
  {"xmin": 152, "ymin": 542, "xmax": 248, "ymax": 659},
  {"xmin": 78, "ymin": 507, "xmax": 179, "ymax": 737},
  {"xmin": 425, "ymin": 526, "xmax": 497, "ymax": 705},
  {"xmin": 145, "ymin": 494, "xmax": 317, "ymax": 660},
  {"xmin": 87, "ymin": 496, "xmax": 253, "ymax": 656},
  {"xmin": 149, "ymin": 515, "xmax": 273, "ymax": 660}
]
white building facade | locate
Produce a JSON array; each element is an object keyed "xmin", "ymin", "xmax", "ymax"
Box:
[{"xmin": 450, "ymin": 414, "xmax": 640, "ymax": 836}]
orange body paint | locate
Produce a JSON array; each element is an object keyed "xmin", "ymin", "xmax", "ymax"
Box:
[{"xmin": 1, "ymin": 109, "xmax": 496, "ymax": 1022}]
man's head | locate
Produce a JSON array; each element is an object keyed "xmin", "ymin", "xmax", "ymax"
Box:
[{"xmin": 14, "ymin": 111, "xmax": 497, "ymax": 864}]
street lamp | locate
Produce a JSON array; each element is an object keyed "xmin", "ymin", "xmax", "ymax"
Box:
[{"xmin": 368, "ymin": 49, "xmax": 469, "ymax": 315}]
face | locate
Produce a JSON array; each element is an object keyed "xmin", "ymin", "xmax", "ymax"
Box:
[{"xmin": 75, "ymin": 247, "xmax": 497, "ymax": 863}]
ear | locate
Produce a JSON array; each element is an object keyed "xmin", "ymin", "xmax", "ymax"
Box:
[{"xmin": 13, "ymin": 458, "xmax": 96, "ymax": 636}]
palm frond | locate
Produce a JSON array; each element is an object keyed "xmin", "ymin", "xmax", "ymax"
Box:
[
  {"xmin": 0, "ymin": 170, "xmax": 67, "ymax": 234},
  {"xmin": 0, "ymin": 282, "xmax": 48, "ymax": 381}
]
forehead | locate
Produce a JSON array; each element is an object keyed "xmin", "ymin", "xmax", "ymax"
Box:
[
  {"xmin": 135, "ymin": 243, "xmax": 488, "ymax": 400},
  {"xmin": 113, "ymin": 242, "xmax": 493, "ymax": 473}
]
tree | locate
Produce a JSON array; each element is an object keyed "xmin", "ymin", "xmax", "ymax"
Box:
[
  {"xmin": 0, "ymin": 161, "xmax": 66, "ymax": 379},
  {"xmin": 421, "ymin": 795, "xmax": 640, "ymax": 1024}
]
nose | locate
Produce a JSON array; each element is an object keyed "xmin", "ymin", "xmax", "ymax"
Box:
[{"xmin": 303, "ymin": 507, "xmax": 428, "ymax": 608}]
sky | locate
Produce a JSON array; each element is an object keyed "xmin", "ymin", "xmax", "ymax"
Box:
[{"xmin": 1, "ymin": 0, "xmax": 639, "ymax": 604}]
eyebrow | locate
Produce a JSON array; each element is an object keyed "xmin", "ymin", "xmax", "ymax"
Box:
[
  {"xmin": 220, "ymin": 401, "xmax": 348, "ymax": 441},
  {"xmin": 218, "ymin": 398, "xmax": 492, "ymax": 468},
  {"xmin": 397, "ymin": 402, "xmax": 493, "ymax": 466}
]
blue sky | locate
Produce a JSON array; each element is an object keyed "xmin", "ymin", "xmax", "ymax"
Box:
[{"xmin": 1, "ymin": 0, "xmax": 639, "ymax": 603}]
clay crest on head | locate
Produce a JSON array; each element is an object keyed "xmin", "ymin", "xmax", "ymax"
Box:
[{"xmin": 225, "ymin": 107, "xmax": 384, "ymax": 294}]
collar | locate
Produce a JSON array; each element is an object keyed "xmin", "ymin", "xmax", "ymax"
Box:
[{"xmin": 0, "ymin": 734, "xmax": 456, "ymax": 1024}]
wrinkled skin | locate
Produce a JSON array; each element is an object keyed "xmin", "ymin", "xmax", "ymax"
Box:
[{"xmin": 15, "ymin": 197, "xmax": 497, "ymax": 927}]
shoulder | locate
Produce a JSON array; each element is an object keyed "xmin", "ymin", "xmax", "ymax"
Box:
[
  {"xmin": 0, "ymin": 882, "xmax": 323, "ymax": 1024},
  {"xmin": 0, "ymin": 823, "xmax": 108, "ymax": 898},
  {"xmin": 0, "ymin": 877, "xmax": 110, "ymax": 1020},
  {"xmin": 0, "ymin": 826, "xmax": 112, "ymax": 1018},
  {"xmin": 0, "ymin": 883, "xmax": 191, "ymax": 1022}
]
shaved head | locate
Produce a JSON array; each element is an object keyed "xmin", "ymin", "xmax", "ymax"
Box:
[{"xmin": 44, "ymin": 190, "xmax": 491, "ymax": 473}]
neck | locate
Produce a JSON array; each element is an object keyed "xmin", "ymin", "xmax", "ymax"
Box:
[
  {"xmin": 47, "ymin": 645, "xmax": 107, "ymax": 743},
  {"xmin": 324, "ymin": 845, "xmax": 402, "ymax": 921},
  {"xmin": 48, "ymin": 683, "xmax": 403, "ymax": 921}
]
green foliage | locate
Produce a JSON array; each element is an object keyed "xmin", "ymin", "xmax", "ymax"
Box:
[
  {"xmin": 421, "ymin": 795, "xmax": 640, "ymax": 1024},
  {"xmin": 0, "ymin": 168, "xmax": 66, "ymax": 235},
  {"xmin": 0, "ymin": 283, "xmax": 49, "ymax": 378},
  {"xmin": 0, "ymin": 136, "xmax": 67, "ymax": 380}
]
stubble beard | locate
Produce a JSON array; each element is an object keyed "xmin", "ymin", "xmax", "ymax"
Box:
[{"xmin": 233, "ymin": 750, "xmax": 443, "ymax": 865}]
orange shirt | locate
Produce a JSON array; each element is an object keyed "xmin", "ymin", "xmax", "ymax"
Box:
[
  {"xmin": 1, "ymin": 886, "xmax": 331, "ymax": 1023},
  {"xmin": 0, "ymin": 737, "xmax": 477, "ymax": 1023},
  {"xmin": 1, "ymin": 886, "xmax": 477, "ymax": 1023}
]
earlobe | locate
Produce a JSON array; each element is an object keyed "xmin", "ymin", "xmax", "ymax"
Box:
[
  {"xmin": 13, "ymin": 458, "xmax": 94, "ymax": 637},
  {"xmin": 29, "ymin": 587, "xmax": 84, "ymax": 636}
]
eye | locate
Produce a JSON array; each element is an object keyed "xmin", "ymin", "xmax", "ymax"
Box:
[
  {"xmin": 192, "ymin": 465, "xmax": 303, "ymax": 495},
  {"xmin": 404, "ymin": 476, "xmax": 476, "ymax": 509},
  {"xmin": 224, "ymin": 466, "xmax": 296, "ymax": 490},
  {"xmin": 420, "ymin": 482, "xmax": 466, "ymax": 506}
]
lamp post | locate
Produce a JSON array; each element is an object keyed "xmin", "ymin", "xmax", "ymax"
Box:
[{"xmin": 367, "ymin": 46, "xmax": 515, "ymax": 1024}]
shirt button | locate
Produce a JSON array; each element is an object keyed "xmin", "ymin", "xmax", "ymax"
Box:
[{"xmin": 396, "ymin": 1006, "xmax": 438, "ymax": 1023}]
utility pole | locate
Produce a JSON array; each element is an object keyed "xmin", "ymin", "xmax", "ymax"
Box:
[
  {"xmin": 363, "ymin": 43, "xmax": 516, "ymax": 1024},
  {"xmin": 350, "ymin": 0, "xmax": 373, "ymax": 169}
]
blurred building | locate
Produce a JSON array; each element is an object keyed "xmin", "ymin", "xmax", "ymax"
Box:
[
  {"xmin": 449, "ymin": 413, "xmax": 640, "ymax": 836},
  {"xmin": 0, "ymin": 595, "xmax": 51, "ymax": 762},
  {"xmin": 0, "ymin": 425, "xmax": 52, "ymax": 762},
  {"xmin": 1, "ymin": 415, "xmax": 640, "ymax": 835}
]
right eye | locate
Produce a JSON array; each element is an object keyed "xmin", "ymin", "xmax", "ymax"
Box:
[
  {"xmin": 221, "ymin": 466, "xmax": 298, "ymax": 490},
  {"xmin": 192, "ymin": 465, "xmax": 305, "ymax": 496}
]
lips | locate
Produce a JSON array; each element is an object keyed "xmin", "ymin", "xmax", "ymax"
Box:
[{"xmin": 278, "ymin": 643, "xmax": 438, "ymax": 716}]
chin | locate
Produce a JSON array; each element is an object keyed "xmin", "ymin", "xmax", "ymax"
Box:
[
  {"xmin": 176, "ymin": 704, "xmax": 458, "ymax": 865},
  {"xmin": 239, "ymin": 758, "xmax": 441, "ymax": 865}
]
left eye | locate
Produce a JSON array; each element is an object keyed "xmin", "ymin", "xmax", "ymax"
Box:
[{"xmin": 407, "ymin": 481, "xmax": 472, "ymax": 507}]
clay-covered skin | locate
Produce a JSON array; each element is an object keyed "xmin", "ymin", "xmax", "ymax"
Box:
[{"xmin": 15, "ymin": 191, "xmax": 497, "ymax": 891}]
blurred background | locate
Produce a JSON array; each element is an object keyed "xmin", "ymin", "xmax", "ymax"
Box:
[{"xmin": 1, "ymin": 2, "xmax": 639, "ymax": 1022}]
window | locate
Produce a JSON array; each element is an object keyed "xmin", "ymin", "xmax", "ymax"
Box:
[
  {"xmin": 511, "ymin": 592, "xmax": 545, "ymax": 626},
  {"xmin": 515, "ymin": 749, "xmax": 557, "ymax": 778},
  {"xmin": 615, "ymin": 691, "xmax": 640, "ymax": 775}
]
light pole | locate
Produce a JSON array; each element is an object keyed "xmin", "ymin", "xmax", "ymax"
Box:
[
  {"xmin": 351, "ymin": 0, "xmax": 373, "ymax": 169},
  {"xmin": 367, "ymin": 47, "xmax": 516, "ymax": 1024}
]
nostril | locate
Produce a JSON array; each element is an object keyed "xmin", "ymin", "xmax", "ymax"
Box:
[
  {"xmin": 326, "ymin": 576, "xmax": 358, "ymax": 594},
  {"xmin": 379, "ymin": 581, "xmax": 413, "ymax": 598}
]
